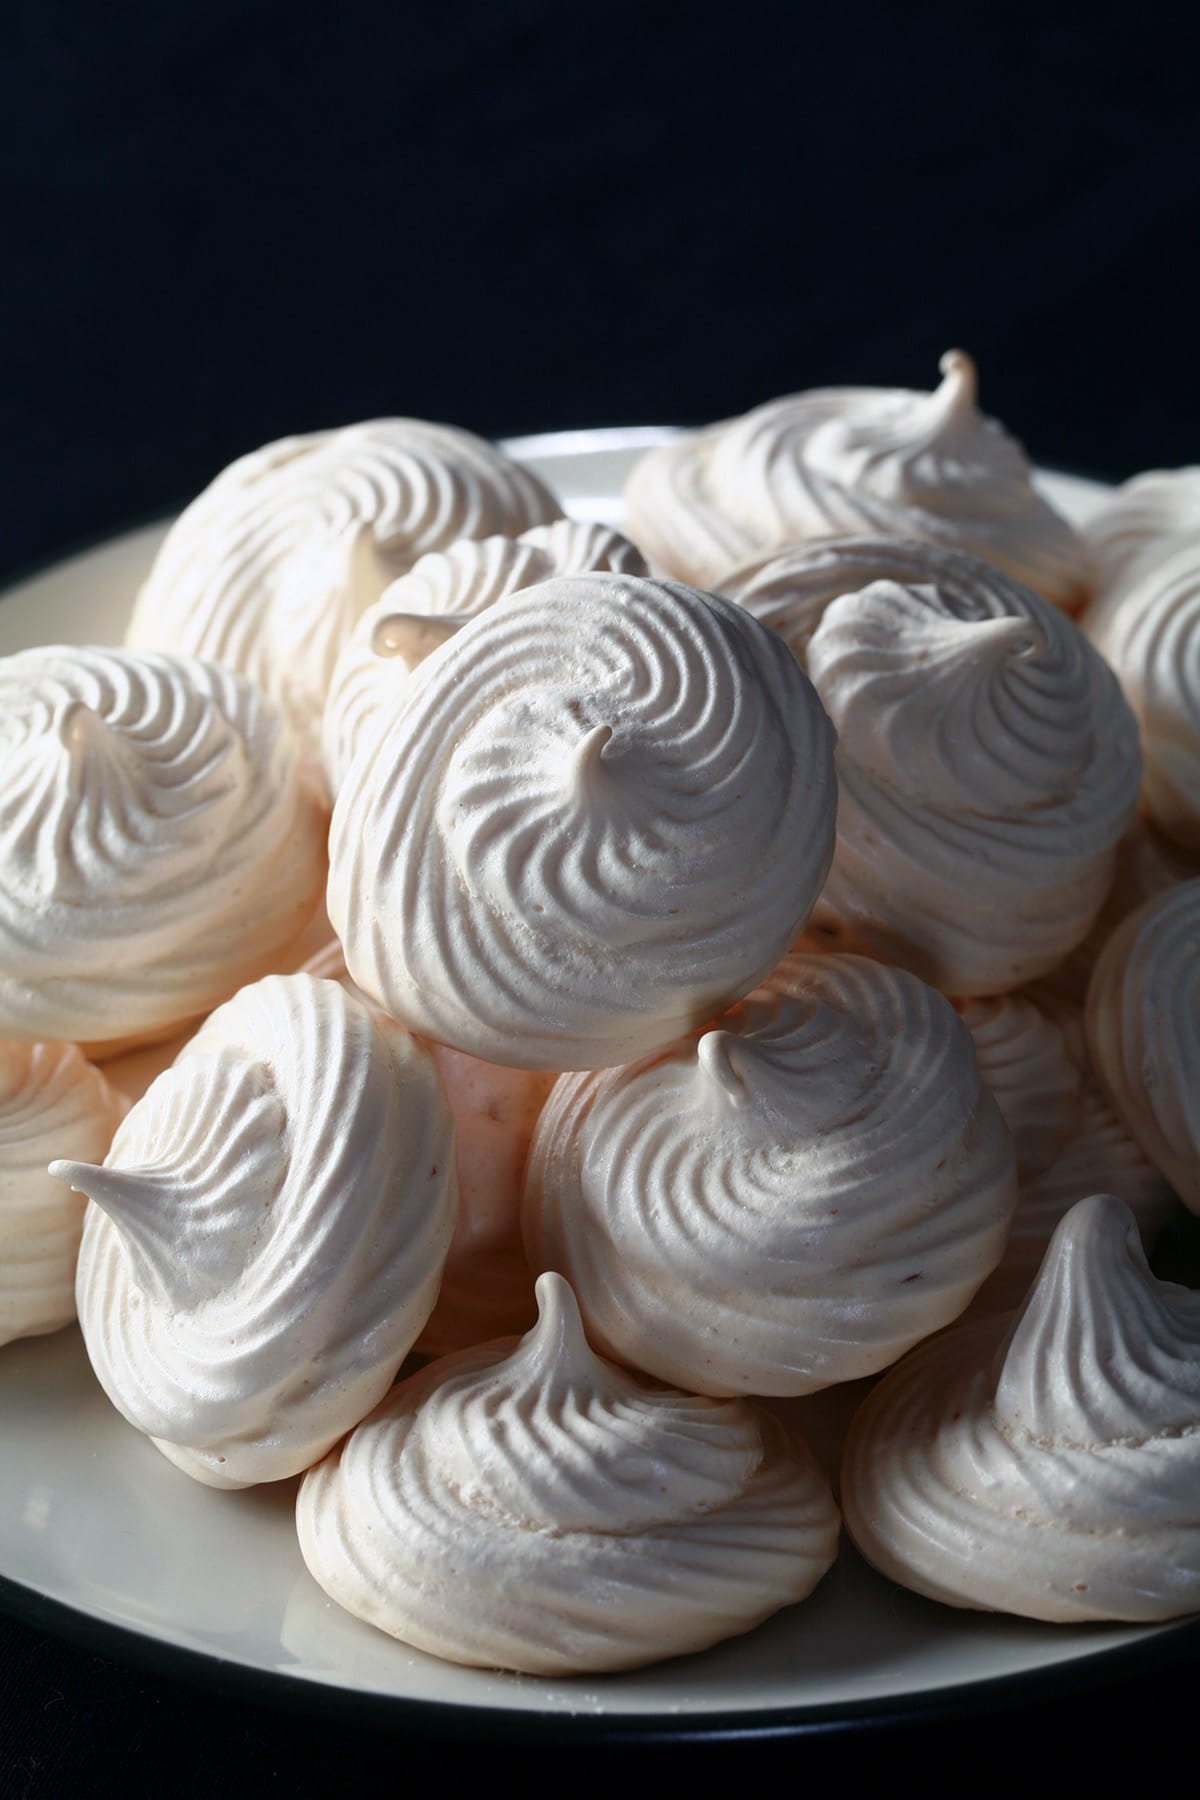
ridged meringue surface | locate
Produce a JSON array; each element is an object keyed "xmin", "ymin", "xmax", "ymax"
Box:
[
  {"xmin": 60, "ymin": 974, "xmax": 457, "ymax": 1487},
  {"xmin": 0, "ymin": 1042, "xmax": 125, "ymax": 1347},
  {"xmin": 0, "ymin": 646, "xmax": 327, "ymax": 1050},
  {"xmin": 328, "ymin": 574, "xmax": 837, "ymax": 1069},
  {"xmin": 523, "ymin": 954, "xmax": 1017, "ymax": 1396},
  {"xmin": 127, "ymin": 420, "xmax": 561, "ymax": 750},
  {"xmin": 955, "ymin": 994, "xmax": 1084, "ymax": 1177},
  {"xmin": 1086, "ymin": 880, "xmax": 1200, "ymax": 1213},
  {"xmin": 1084, "ymin": 466, "xmax": 1200, "ymax": 597},
  {"xmin": 1085, "ymin": 539, "xmax": 1200, "ymax": 850},
  {"xmin": 959, "ymin": 991, "xmax": 1174, "ymax": 1313},
  {"xmin": 322, "ymin": 520, "xmax": 646, "ymax": 794},
  {"xmin": 842, "ymin": 1195, "xmax": 1200, "ymax": 1622},
  {"xmin": 803, "ymin": 568, "xmax": 1140, "ymax": 994},
  {"xmin": 297, "ymin": 1273, "xmax": 840, "ymax": 1673},
  {"xmin": 625, "ymin": 352, "xmax": 1086, "ymax": 608}
]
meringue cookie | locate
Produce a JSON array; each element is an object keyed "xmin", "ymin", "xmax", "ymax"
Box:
[
  {"xmin": 0, "ymin": 1042, "xmax": 125, "ymax": 1347},
  {"xmin": 958, "ymin": 992, "xmax": 1174, "ymax": 1313},
  {"xmin": 625, "ymin": 352, "xmax": 1086, "ymax": 609},
  {"xmin": 58, "ymin": 974, "xmax": 457, "ymax": 1487},
  {"xmin": 523, "ymin": 954, "xmax": 1017, "ymax": 1396},
  {"xmin": 1032, "ymin": 817, "xmax": 1200, "ymax": 1007},
  {"xmin": 802, "ymin": 570, "xmax": 1140, "ymax": 994},
  {"xmin": 127, "ymin": 420, "xmax": 561, "ymax": 753},
  {"xmin": 328, "ymin": 574, "xmax": 837, "ymax": 1069},
  {"xmin": 1086, "ymin": 879, "xmax": 1200, "ymax": 1213},
  {"xmin": 0, "ymin": 646, "xmax": 327, "ymax": 1051},
  {"xmin": 1085, "ymin": 540, "xmax": 1200, "ymax": 850},
  {"xmin": 1084, "ymin": 466, "xmax": 1200, "ymax": 598},
  {"xmin": 297, "ymin": 1273, "xmax": 840, "ymax": 1673},
  {"xmin": 954, "ymin": 994, "xmax": 1083, "ymax": 1177},
  {"xmin": 322, "ymin": 520, "xmax": 646, "ymax": 794},
  {"xmin": 842, "ymin": 1195, "xmax": 1200, "ymax": 1622},
  {"xmin": 299, "ymin": 937, "xmax": 552, "ymax": 1355}
]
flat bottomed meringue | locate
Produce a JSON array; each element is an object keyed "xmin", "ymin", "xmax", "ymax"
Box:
[
  {"xmin": 842, "ymin": 1195, "xmax": 1200, "ymax": 1622},
  {"xmin": 297, "ymin": 1273, "xmax": 840, "ymax": 1674}
]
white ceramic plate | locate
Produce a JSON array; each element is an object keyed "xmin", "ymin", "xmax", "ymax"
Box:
[{"xmin": 0, "ymin": 432, "xmax": 1195, "ymax": 1738}]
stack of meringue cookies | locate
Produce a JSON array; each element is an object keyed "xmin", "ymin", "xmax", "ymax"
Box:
[{"xmin": 2, "ymin": 351, "xmax": 1199, "ymax": 1677}]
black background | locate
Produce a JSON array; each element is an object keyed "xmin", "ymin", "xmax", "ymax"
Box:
[{"xmin": 2, "ymin": 1, "xmax": 1198, "ymax": 1791}]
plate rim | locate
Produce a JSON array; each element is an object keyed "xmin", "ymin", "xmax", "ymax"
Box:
[{"xmin": 4, "ymin": 1569, "xmax": 1198, "ymax": 1742}]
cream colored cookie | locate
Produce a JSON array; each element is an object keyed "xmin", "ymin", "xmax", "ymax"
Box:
[
  {"xmin": 625, "ymin": 352, "xmax": 1085, "ymax": 608},
  {"xmin": 1086, "ymin": 879, "xmax": 1200, "ymax": 1212},
  {"xmin": 59, "ymin": 975, "xmax": 457, "ymax": 1487},
  {"xmin": 802, "ymin": 568, "xmax": 1140, "ymax": 994},
  {"xmin": 523, "ymin": 954, "xmax": 1016, "ymax": 1395},
  {"xmin": 842, "ymin": 1195, "xmax": 1200, "ymax": 1622},
  {"xmin": 127, "ymin": 419, "xmax": 561, "ymax": 756},
  {"xmin": 0, "ymin": 647, "xmax": 326, "ymax": 1052},
  {"xmin": 297, "ymin": 1273, "xmax": 840, "ymax": 1673},
  {"xmin": 328, "ymin": 574, "xmax": 837, "ymax": 1068}
]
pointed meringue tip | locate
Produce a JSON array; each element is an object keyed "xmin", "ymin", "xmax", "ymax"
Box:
[
  {"xmin": 527, "ymin": 1271, "xmax": 596, "ymax": 1371},
  {"xmin": 48, "ymin": 1157, "xmax": 97, "ymax": 1196},
  {"xmin": 937, "ymin": 347, "xmax": 977, "ymax": 399},
  {"xmin": 696, "ymin": 1029, "xmax": 748, "ymax": 1104},
  {"xmin": 369, "ymin": 611, "xmax": 462, "ymax": 667},
  {"xmin": 568, "ymin": 723, "xmax": 614, "ymax": 793}
]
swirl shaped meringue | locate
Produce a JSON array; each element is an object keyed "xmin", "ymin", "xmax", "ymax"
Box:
[
  {"xmin": 328, "ymin": 574, "xmax": 837, "ymax": 1069},
  {"xmin": 0, "ymin": 646, "xmax": 327, "ymax": 1051},
  {"xmin": 1086, "ymin": 880, "xmax": 1200, "ymax": 1213},
  {"xmin": 297, "ymin": 1273, "xmax": 840, "ymax": 1673},
  {"xmin": 842, "ymin": 1195, "xmax": 1200, "ymax": 1622},
  {"xmin": 57, "ymin": 974, "xmax": 457, "ymax": 1487},
  {"xmin": 1084, "ymin": 466, "xmax": 1200, "ymax": 598},
  {"xmin": 127, "ymin": 420, "xmax": 561, "ymax": 751},
  {"xmin": 322, "ymin": 520, "xmax": 646, "ymax": 794},
  {"xmin": 0, "ymin": 1043, "xmax": 126, "ymax": 1347},
  {"xmin": 1085, "ymin": 540, "xmax": 1200, "ymax": 850},
  {"xmin": 624, "ymin": 352, "xmax": 1086, "ymax": 609},
  {"xmin": 523, "ymin": 954, "xmax": 1016, "ymax": 1396},
  {"xmin": 802, "ymin": 568, "xmax": 1141, "ymax": 994}
]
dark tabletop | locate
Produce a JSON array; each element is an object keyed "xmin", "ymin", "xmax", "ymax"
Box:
[{"xmin": 2, "ymin": 3, "xmax": 1198, "ymax": 1791}]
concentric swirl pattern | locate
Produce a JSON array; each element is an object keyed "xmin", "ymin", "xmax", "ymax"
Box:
[
  {"xmin": 322, "ymin": 520, "xmax": 646, "ymax": 794},
  {"xmin": 127, "ymin": 420, "xmax": 561, "ymax": 749},
  {"xmin": 329, "ymin": 574, "xmax": 837, "ymax": 1068},
  {"xmin": 842, "ymin": 1195, "xmax": 1200, "ymax": 1621},
  {"xmin": 522, "ymin": 954, "xmax": 1016, "ymax": 1395},
  {"xmin": 0, "ymin": 647, "xmax": 327, "ymax": 1049},
  {"xmin": 803, "ymin": 568, "xmax": 1140, "ymax": 994},
  {"xmin": 1086, "ymin": 879, "xmax": 1200, "ymax": 1212},
  {"xmin": 60, "ymin": 975, "xmax": 458, "ymax": 1487},
  {"xmin": 296, "ymin": 1273, "xmax": 840, "ymax": 1674},
  {"xmin": 0, "ymin": 1042, "xmax": 126, "ymax": 1347},
  {"xmin": 624, "ymin": 352, "xmax": 1086, "ymax": 608},
  {"xmin": 1086, "ymin": 540, "xmax": 1200, "ymax": 849}
]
